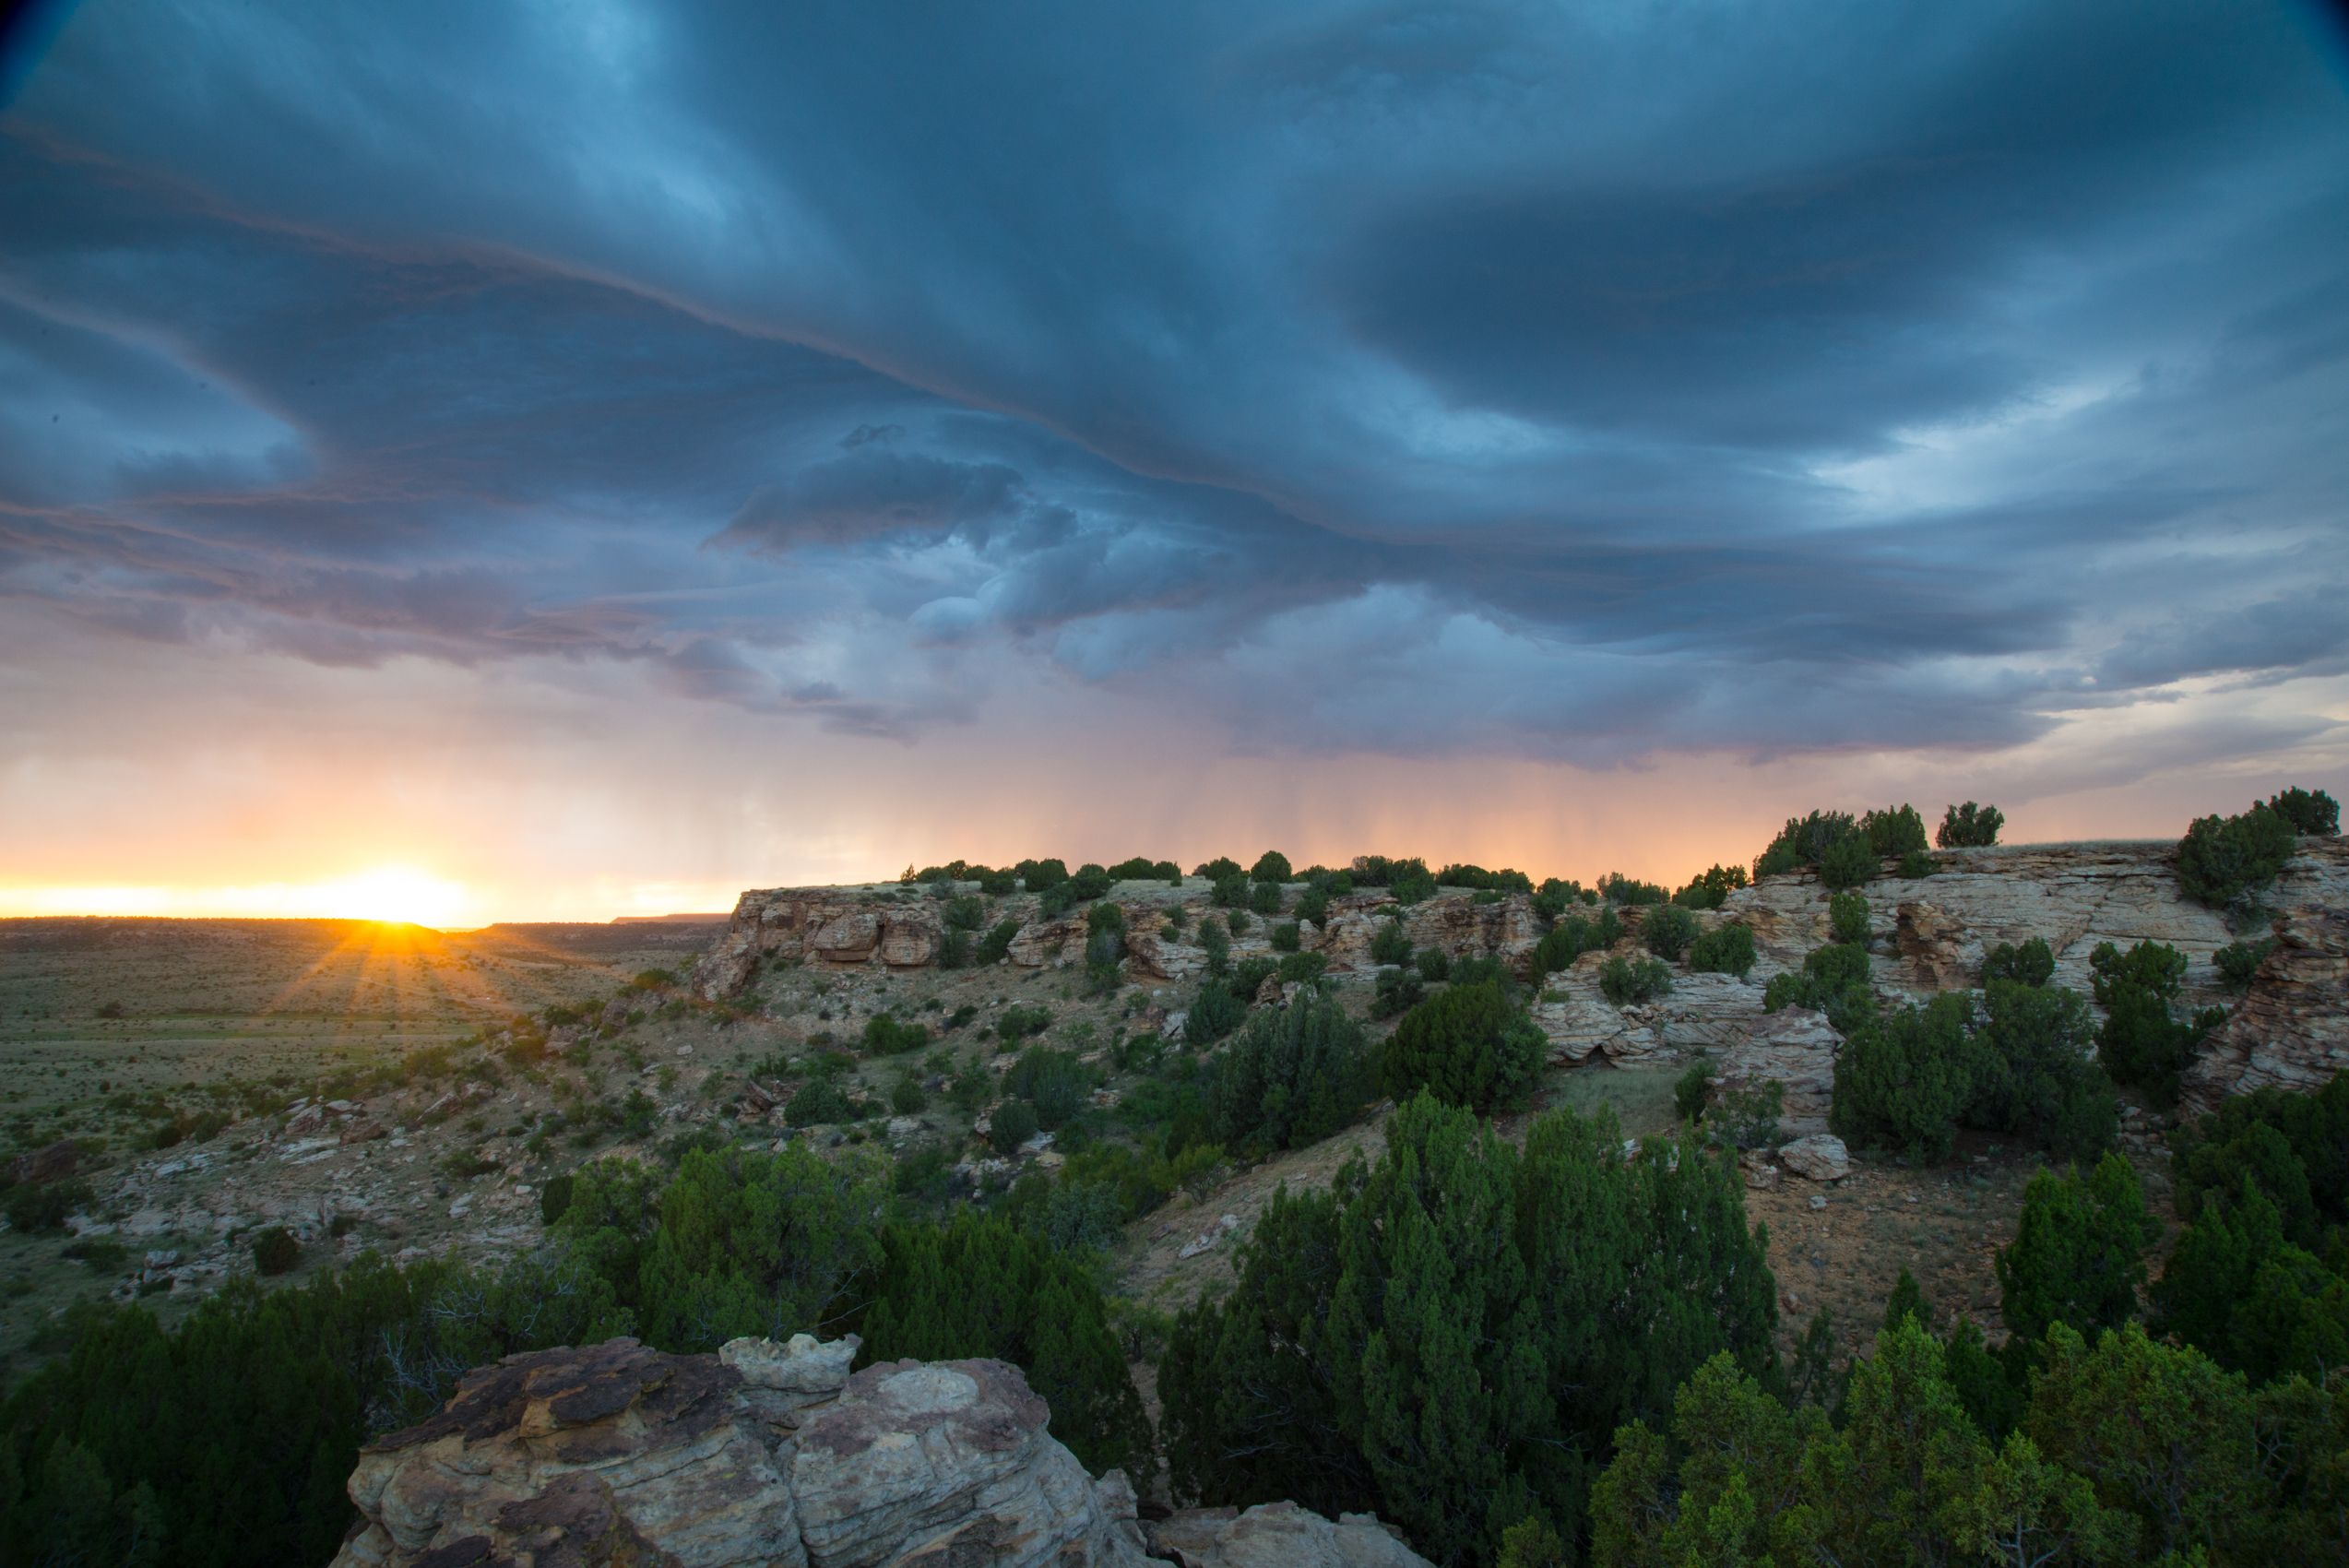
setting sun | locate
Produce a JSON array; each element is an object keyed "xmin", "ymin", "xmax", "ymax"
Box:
[{"xmin": 314, "ymin": 866, "xmax": 470, "ymax": 928}]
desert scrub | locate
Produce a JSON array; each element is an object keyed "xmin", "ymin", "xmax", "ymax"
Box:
[
  {"xmin": 1687, "ymin": 922, "xmax": 1756, "ymax": 979},
  {"xmin": 2213, "ymin": 936, "xmax": 2274, "ymax": 991},
  {"xmin": 1599, "ymin": 955, "xmax": 1673, "ymax": 1004},
  {"xmin": 249, "ymin": 1226, "xmax": 300, "ymax": 1277},
  {"xmin": 1641, "ymin": 904, "xmax": 1698, "ymax": 961}
]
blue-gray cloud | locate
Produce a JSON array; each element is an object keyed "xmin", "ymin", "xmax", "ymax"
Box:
[{"xmin": 0, "ymin": 0, "xmax": 2344, "ymax": 770}]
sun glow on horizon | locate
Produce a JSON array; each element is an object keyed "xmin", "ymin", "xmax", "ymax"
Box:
[
  {"xmin": 310, "ymin": 866, "xmax": 471, "ymax": 927},
  {"xmin": 0, "ymin": 864, "xmax": 474, "ymax": 927}
]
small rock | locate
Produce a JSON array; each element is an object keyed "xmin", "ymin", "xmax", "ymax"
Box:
[
  {"xmin": 1808, "ymin": 1194, "xmax": 1829, "ymax": 1211},
  {"xmin": 1777, "ymin": 1133, "xmax": 1851, "ymax": 1182}
]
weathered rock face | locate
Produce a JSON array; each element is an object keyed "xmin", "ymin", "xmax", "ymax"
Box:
[
  {"xmin": 1710, "ymin": 1008, "xmax": 1843, "ymax": 1136},
  {"xmin": 700, "ymin": 885, "xmax": 1554, "ymax": 1000},
  {"xmin": 331, "ymin": 1334, "xmax": 1156, "ymax": 1568},
  {"xmin": 2182, "ymin": 907, "xmax": 2349, "ymax": 1112},
  {"xmin": 1146, "ymin": 1502, "xmax": 1434, "ymax": 1568},
  {"xmin": 695, "ymin": 837, "xmax": 2348, "ymax": 1115},
  {"xmin": 694, "ymin": 892, "xmax": 946, "ymax": 998}
]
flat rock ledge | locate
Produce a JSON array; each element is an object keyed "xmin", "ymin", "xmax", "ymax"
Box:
[{"xmin": 330, "ymin": 1335, "xmax": 1429, "ymax": 1568}]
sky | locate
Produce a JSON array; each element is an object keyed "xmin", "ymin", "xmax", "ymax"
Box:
[{"xmin": 2, "ymin": 0, "xmax": 2346, "ymax": 924}]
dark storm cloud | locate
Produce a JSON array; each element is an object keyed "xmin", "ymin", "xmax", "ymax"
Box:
[{"xmin": 0, "ymin": 0, "xmax": 2343, "ymax": 765}]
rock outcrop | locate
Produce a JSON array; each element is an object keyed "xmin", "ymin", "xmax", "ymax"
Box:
[
  {"xmin": 332, "ymin": 1334, "xmax": 1424, "ymax": 1568},
  {"xmin": 1146, "ymin": 1503, "xmax": 1433, "ymax": 1568},
  {"xmin": 696, "ymin": 837, "xmax": 2348, "ymax": 1114},
  {"xmin": 2181, "ymin": 907, "xmax": 2349, "ymax": 1112}
]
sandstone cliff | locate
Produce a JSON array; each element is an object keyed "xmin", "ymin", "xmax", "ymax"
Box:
[
  {"xmin": 696, "ymin": 838, "xmax": 2348, "ymax": 1118},
  {"xmin": 331, "ymin": 1333, "xmax": 1428, "ymax": 1568}
]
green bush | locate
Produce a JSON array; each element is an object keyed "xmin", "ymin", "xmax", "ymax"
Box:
[
  {"xmin": 1211, "ymin": 873, "xmax": 1250, "ymax": 909},
  {"xmin": 1269, "ymin": 921, "xmax": 1300, "ymax": 953},
  {"xmin": 1817, "ymin": 833, "xmax": 1877, "ymax": 890},
  {"xmin": 943, "ymin": 895, "xmax": 987, "ymax": 932},
  {"xmin": 1936, "ymin": 801, "xmax": 2004, "ymax": 848},
  {"xmin": 1223, "ymin": 952, "xmax": 1279, "ymax": 1001},
  {"xmin": 2176, "ymin": 803, "xmax": 2296, "ymax": 910},
  {"xmin": 1673, "ymin": 1057, "xmax": 1712, "ymax": 1123},
  {"xmin": 1974, "ymin": 979, "xmax": 2118, "ymax": 1161},
  {"xmin": 2262, "ymin": 785, "xmax": 2339, "ymax": 836},
  {"xmin": 1377, "ymin": 980, "xmax": 1544, "ymax": 1112},
  {"xmin": 1194, "ymin": 856, "xmax": 1241, "ymax": 882},
  {"xmin": 1200, "ymin": 915, "xmax": 1230, "ymax": 976},
  {"xmin": 888, "ymin": 1075, "xmax": 927, "ymax": 1115},
  {"xmin": 988, "ymin": 1098, "xmax": 1040, "ymax": 1154},
  {"xmin": 1827, "ymin": 889, "xmax": 1869, "ymax": 947},
  {"xmin": 1023, "ymin": 858, "xmax": 1069, "ymax": 893},
  {"xmin": 1597, "ymin": 872, "xmax": 1667, "ymax": 906},
  {"xmin": 1687, "ymin": 922, "xmax": 1756, "ymax": 979},
  {"xmin": 1004, "ymin": 1048, "xmax": 1091, "ymax": 1130},
  {"xmin": 1276, "ymin": 951, "xmax": 1329, "ymax": 985},
  {"xmin": 1895, "ymin": 849, "xmax": 1937, "ymax": 878},
  {"xmin": 1533, "ymin": 906, "xmax": 1619, "ymax": 977},
  {"xmin": 1185, "ymin": 980, "xmax": 1247, "ymax": 1045},
  {"xmin": 1249, "ymin": 851, "xmax": 1292, "ymax": 883},
  {"xmin": 1713, "ymin": 1080, "xmax": 1784, "ymax": 1151},
  {"xmin": 1586, "ymin": 1313, "xmax": 2334, "ymax": 1567},
  {"xmin": 1672, "ymin": 864, "xmax": 1748, "ymax": 909},
  {"xmin": 249, "ymin": 1228, "xmax": 300, "ymax": 1277},
  {"xmin": 1979, "ymin": 937, "xmax": 2054, "ymax": 987},
  {"xmin": 1414, "ymin": 946, "xmax": 1451, "ymax": 981},
  {"xmin": 1370, "ymin": 917, "xmax": 1413, "ymax": 967},
  {"xmin": 1995, "ymin": 1154, "xmax": 2158, "ymax": 1342},
  {"xmin": 0, "ymin": 1251, "xmax": 629, "ymax": 1568},
  {"xmin": 2154, "ymin": 1073, "xmax": 2349, "ymax": 1384},
  {"xmin": 1370, "ymin": 967, "xmax": 1423, "ymax": 1019},
  {"xmin": 979, "ymin": 867, "xmax": 1018, "ymax": 897},
  {"xmin": 2089, "ymin": 940, "xmax": 2215, "ymax": 1105},
  {"xmin": 1762, "ymin": 943, "xmax": 1874, "ymax": 1033},
  {"xmin": 977, "ymin": 918, "xmax": 1020, "ymax": 965},
  {"xmin": 1831, "ymin": 993, "xmax": 1983, "ymax": 1162},
  {"xmin": 1641, "ymin": 904, "xmax": 1698, "ymax": 961},
  {"xmin": 1159, "ymin": 1095, "xmax": 1775, "ymax": 1565},
  {"xmin": 861, "ymin": 1013, "xmax": 930, "ymax": 1054},
  {"xmin": 1205, "ymin": 990, "xmax": 1373, "ymax": 1156},
  {"xmin": 1753, "ymin": 809, "xmax": 1860, "ymax": 879},
  {"xmin": 2213, "ymin": 935, "xmax": 2274, "ymax": 991},
  {"xmin": 784, "ymin": 1077, "xmax": 860, "ymax": 1126},
  {"xmin": 996, "ymin": 1004, "xmax": 1052, "ymax": 1045},
  {"xmin": 1533, "ymin": 876, "xmax": 1595, "ymax": 920},
  {"xmin": 1860, "ymin": 803, "xmax": 1928, "ymax": 858},
  {"xmin": 539, "ymin": 1173, "xmax": 575, "ymax": 1227},
  {"xmin": 1249, "ymin": 880, "xmax": 1283, "ymax": 915},
  {"xmin": 1598, "ymin": 954, "xmax": 1673, "ymax": 1004},
  {"xmin": 3, "ymin": 1177, "xmax": 92, "ymax": 1235}
]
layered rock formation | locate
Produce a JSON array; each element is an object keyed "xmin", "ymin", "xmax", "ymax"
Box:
[
  {"xmin": 2182, "ymin": 906, "xmax": 2349, "ymax": 1111},
  {"xmin": 332, "ymin": 1334, "xmax": 1427, "ymax": 1568},
  {"xmin": 697, "ymin": 837, "xmax": 2348, "ymax": 1114}
]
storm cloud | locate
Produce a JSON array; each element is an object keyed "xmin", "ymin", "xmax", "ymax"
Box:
[{"xmin": 3, "ymin": 0, "xmax": 2346, "ymax": 774}]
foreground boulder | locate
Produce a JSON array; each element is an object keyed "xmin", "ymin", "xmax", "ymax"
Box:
[
  {"xmin": 1146, "ymin": 1503, "xmax": 1431, "ymax": 1568},
  {"xmin": 332, "ymin": 1335, "xmax": 1426, "ymax": 1568}
]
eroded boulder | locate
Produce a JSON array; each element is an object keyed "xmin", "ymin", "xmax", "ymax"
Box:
[
  {"xmin": 1146, "ymin": 1503, "xmax": 1434, "ymax": 1568},
  {"xmin": 329, "ymin": 1336, "xmax": 1154, "ymax": 1568}
]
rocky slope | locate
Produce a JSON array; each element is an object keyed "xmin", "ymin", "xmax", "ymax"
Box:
[{"xmin": 330, "ymin": 1332, "xmax": 1427, "ymax": 1568}]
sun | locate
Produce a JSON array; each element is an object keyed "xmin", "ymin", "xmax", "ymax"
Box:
[{"xmin": 317, "ymin": 865, "xmax": 469, "ymax": 927}]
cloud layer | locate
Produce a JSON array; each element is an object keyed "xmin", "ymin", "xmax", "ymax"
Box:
[{"xmin": 2, "ymin": 1, "xmax": 2346, "ymax": 902}]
